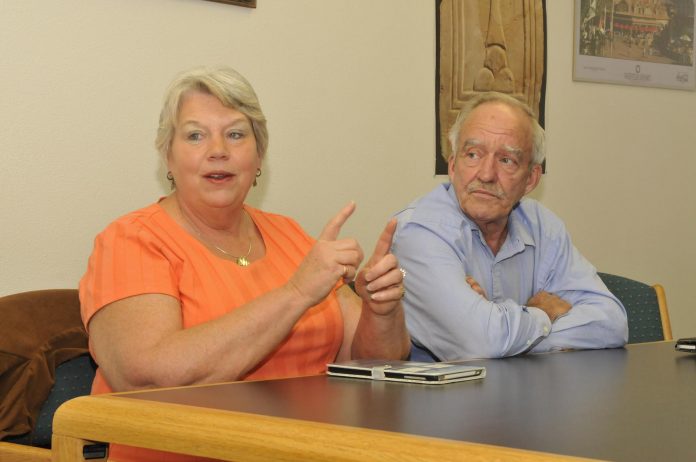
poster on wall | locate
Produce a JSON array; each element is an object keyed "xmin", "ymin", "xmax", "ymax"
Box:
[{"xmin": 574, "ymin": 0, "xmax": 695, "ymax": 90}]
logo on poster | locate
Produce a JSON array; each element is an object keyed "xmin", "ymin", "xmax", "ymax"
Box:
[{"xmin": 625, "ymin": 64, "xmax": 650, "ymax": 82}]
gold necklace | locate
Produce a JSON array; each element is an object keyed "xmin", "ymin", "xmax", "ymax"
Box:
[
  {"xmin": 211, "ymin": 241, "xmax": 252, "ymax": 267},
  {"xmin": 179, "ymin": 206, "xmax": 252, "ymax": 267}
]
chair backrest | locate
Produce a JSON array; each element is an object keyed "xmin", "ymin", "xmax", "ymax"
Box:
[
  {"xmin": 0, "ymin": 289, "xmax": 96, "ymax": 450},
  {"xmin": 598, "ymin": 272, "xmax": 672, "ymax": 344},
  {"xmin": 3, "ymin": 354, "xmax": 97, "ymax": 447}
]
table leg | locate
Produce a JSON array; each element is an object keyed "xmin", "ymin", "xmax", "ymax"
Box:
[{"xmin": 51, "ymin": 435, "xmax": 107, "ymax": 462}]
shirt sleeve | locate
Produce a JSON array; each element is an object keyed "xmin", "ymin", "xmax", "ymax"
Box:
[
  {"xmin": 529, "ymin": 227, "xmax": 628, "ymax": 353},
  {"xmin": 79, "ymin": 218, "xmax": 180, "ymax": 330},
  {"xmin": 393, "ymin": 222, "xmax": 552, "ymax": 361}
]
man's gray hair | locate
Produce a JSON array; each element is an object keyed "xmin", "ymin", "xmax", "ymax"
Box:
[{"xmin": 447, "ymin": 92, "xmax": 545, "ymax": 166}]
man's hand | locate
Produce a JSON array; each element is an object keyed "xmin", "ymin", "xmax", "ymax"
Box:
[
  {"xmin": 526, "ymin": 291, "xmax": 572, "ymax": 322},
  {"xmin": 466, "ymin": 276, "xmax": 487, "ymax": 299}
]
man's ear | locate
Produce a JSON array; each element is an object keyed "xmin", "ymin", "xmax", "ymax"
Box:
[
  {"xmin": 524, "ymin": 163, "xmax": 542, "ymax": 195},
  {"xmin": 448, "ymin": 154, "xmax": 456, "ymax": 182}
]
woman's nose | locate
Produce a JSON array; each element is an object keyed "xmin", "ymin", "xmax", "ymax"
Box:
[{"xmin": 208, "ymin": 134, "xmax": 229, "ymax": 159}]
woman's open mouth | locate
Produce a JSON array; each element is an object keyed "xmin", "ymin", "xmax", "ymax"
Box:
[{"xmin": 204, "ymin": 172, "xmax": 234, "ymax": 182}]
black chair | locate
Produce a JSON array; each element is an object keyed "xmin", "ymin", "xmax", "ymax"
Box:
[{"xmin": 598, "ymin": 272, "xmax": 672, "ymax": 344}]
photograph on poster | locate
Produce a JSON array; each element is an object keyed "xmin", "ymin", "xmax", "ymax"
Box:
[
  {"xmin": 574, "ymin": 0, "xmax": 695, "ymax": 90},
  {"xmin": 203, "ymin": 0, "xmax": 256, "ymax": 7}
]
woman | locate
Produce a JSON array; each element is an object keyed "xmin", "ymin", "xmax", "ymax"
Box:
[{"xmin": 79, "ymin": 66, "xmax": 410, "ymax": 461}]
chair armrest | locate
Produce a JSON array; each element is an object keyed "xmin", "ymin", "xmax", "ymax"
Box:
[{"xmin": 0, "ymin": 442, "xmax": 51, "ymax": 462}]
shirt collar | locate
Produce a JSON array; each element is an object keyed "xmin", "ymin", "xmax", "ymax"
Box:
[{"xmin": 446, "ymin": 182, "xmax": 536, "ymax": 252}]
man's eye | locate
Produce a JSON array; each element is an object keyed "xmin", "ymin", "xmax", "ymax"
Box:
[
  {"xmin": 465, "ymin": 151, "xmax": 479, "ymax": 159},
  {"xmin": 459, "ymin": 151, "xmax": 481, "ymax": 165},
  {"xmin": 499, "ymin": 156, "xmax": 521, "ymax": 172},
  {"xmin": 500, "ymin": 154, "xmax": 521, "ymax": 165}
]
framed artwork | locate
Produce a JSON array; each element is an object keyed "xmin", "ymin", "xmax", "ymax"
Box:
[
  {"xmin": 436, "ymin": 0, "xmax": 547, "ymax": 175},
  {"xmin": 573, "ymin": 0, "xmax": 695, "ymax": 90},
  {"xmin": 203, "ymin": 0, "xmax": 256, "ymax": 7}
]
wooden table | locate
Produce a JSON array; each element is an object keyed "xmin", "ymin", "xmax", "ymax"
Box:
[{"xmin": 52, "ymin": 341, "xmax": 696, "ymax": 461}]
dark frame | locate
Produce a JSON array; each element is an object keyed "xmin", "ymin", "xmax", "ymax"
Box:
[{"xmin": 203, "ymin": 0, "xmax": 256, "ymax": 8}]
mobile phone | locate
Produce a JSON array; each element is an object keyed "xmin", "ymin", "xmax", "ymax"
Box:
[{"xmin": 675, "ymin": 337, "xmax": 696, "ymax": 352}]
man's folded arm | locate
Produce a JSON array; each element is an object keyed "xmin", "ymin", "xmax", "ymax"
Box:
[
  {"xmin": 531, "ymin": 292, "xmax": 628, "ymax": 352},
  {"xmin": 530, "ymin": 239, "xmax": 629, "ymax": 352},
  {"xmin": 394, "ymin": 224, "xmax": 552, "ymax": 361}
]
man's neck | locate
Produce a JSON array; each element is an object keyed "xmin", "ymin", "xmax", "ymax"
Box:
[{"xmin": 478, "ymin": 221, "xmax": 509, "ymax": 256}]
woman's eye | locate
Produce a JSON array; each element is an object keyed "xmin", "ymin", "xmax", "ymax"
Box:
[
  {"xmin": 227, "ymin": 131, "xmax": 244, "ymax": 140},
  {"xmin": 186, "ymin": 132, "xmax": 203, "ymax": 142}
]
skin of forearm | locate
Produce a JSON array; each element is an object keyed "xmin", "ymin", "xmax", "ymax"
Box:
[
  {"xmin": 350, "ymin": 303, "xmax": 410, "ymax": 360},
  {"xmin": 101, "ymin": 285, "xmax": 317, "ymax": 391}
]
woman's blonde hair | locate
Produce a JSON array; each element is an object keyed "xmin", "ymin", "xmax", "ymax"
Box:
[{"xmin": 155, "ymin": 66, "xmax": 268, "ymax": 161}]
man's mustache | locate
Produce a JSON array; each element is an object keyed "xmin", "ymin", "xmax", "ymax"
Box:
[{"xmin": 465, "ymin": 182, "xmax": 505, "ymax": 199}]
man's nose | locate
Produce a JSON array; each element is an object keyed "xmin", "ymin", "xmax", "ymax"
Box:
[{"xmin": 476, "ymin": 154, "xmax": 497, "ymax": 182}]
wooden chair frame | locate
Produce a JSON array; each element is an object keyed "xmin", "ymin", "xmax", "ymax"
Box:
[
  {"xmin": 0, "ymin": 442, "xmax": 51, "ymax": 462},
  {"xmin": 653, "ymin": 284, "xmax": 672, "ymax": 341}
]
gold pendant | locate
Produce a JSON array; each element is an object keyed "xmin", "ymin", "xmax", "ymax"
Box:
[{"xmin": 236, "ymin": 256, "xmax": 250, "ymax": 267}]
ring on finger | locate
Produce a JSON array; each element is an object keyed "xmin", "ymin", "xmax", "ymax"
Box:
[
  {"xmin": 400, "ymin": 285, "xmax": 406, "ymax": 299},
  {"xmin": 399, "ymin": 267, "xmax": 407, "ymax": 280}
]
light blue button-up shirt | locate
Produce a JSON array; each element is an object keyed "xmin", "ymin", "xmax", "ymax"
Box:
[{"xmin": 392, "ymin": 183, "xmax": 628, "ymax": 361}]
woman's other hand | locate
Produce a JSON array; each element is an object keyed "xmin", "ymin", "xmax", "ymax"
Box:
[
  {"xmin": 353, "ymin": 219, "xmax": 404, "ymax": 316},
  {"xmin": 340, "ymin": 218, "xmax": 409, "ymax": 360}
]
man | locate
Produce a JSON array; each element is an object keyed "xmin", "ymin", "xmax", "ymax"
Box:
[{"xmin": 392, "ymin": 92, "xmax": 628, "ymax": 361}]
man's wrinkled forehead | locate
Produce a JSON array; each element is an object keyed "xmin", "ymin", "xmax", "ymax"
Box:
[
  {"xmin": 458, "ymin": 103, "xmax": 533, "ymax": 157},
  {"xmin": 460, "ymin": 138, "xmax": 525, "ymax": 158}
]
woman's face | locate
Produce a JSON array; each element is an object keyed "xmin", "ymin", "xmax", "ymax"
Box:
[{"xmin": 168, "ymin": 91, "xmax": 260, "ymax": 212}]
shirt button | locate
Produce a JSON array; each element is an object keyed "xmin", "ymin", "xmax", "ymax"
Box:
[
  {"xmin": 527, "ymin": 340, "xmax": 532, "ymax": 345},
  {"xmin": 543, "ymin": 326, "xmax": 550, "ymax": 334}
]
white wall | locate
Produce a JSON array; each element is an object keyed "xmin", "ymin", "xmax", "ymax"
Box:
[
  {"xmin": 1, "ymin": 0, "xmax": 694, "ymax": 338},
  {"xmin": 543, "ymin": 1, "xmax": 696, "ymax": 338}
]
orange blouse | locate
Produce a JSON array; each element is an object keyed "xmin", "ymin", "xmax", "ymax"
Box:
[{"xmin": 79, "ymin": 203, "xmax": 344, "ymax": 462}]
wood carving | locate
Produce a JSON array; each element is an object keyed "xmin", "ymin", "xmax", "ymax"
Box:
[{"xmin": 437, "ymin": 0, "xmax": 545, "ymax": 172}]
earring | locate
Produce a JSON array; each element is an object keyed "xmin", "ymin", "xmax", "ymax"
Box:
[
  {"xmin": 253, "ymin": 168, "xmax": 262, "ymax": 187},
  {"xmin": 166, "ymin": 171, "xmax": 176, "ymax": 189}
]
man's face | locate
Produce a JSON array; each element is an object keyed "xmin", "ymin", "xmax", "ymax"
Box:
[{"xmin": 448, "ymin": 102, "xmax": 541, "ymax": 231}]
